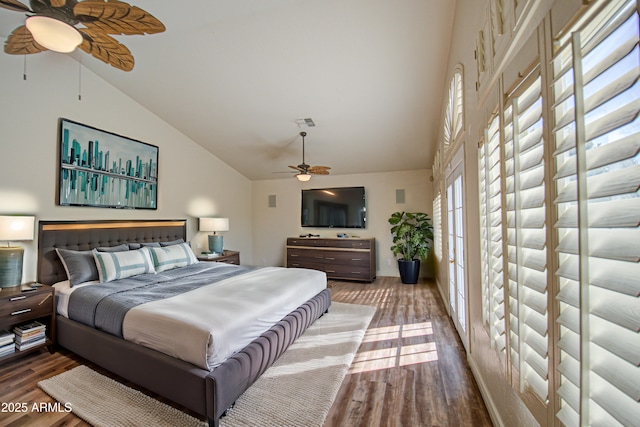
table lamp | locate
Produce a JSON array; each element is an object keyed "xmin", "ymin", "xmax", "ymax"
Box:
[
  {"xmin": 0, "ymin": 215, "xmax": 35, "ymax": 288},
  {"xmin": 199, "ymin": 218, "xmax": 229, "ymax": 254}
]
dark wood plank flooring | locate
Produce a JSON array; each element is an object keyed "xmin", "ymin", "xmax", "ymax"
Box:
[
  {"xmin": 326, "ymin": 277, "xmax": 492, "ymax": 426},
  {"xmin": 0, "ymin": 276, "xmax": 492, "ymax": 426}
]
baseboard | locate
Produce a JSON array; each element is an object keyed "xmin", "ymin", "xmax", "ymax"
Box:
[
  {"xmin": 468, "ymin": 356, "xmax": 505, "ymax": 427},
  {"xmin": 435, "ymin": 279, "xmax": 450, "ymax": 315}
]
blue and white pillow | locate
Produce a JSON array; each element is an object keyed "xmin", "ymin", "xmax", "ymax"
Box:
[
  {"xmin": 93, "ymin": 247, "xmax": 156, "ymax": 282},
  {"xmin": 148, "ymin": 242, "xmax": 198, "ymax": 272}
]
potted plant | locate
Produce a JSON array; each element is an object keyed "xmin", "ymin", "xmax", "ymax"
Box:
[{"xmin": 388, "ymin": 211, "xmax": 434, "ymax": 284}]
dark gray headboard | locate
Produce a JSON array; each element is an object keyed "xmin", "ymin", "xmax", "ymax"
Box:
[{"xmin": 37, "ymin": 219, "xmax": 187, "ymax": 285}]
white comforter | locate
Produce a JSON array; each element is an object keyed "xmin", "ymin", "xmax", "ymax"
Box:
[{"xmin": 57, "ymin": 267, "xmax": 327, "ymax": 370}]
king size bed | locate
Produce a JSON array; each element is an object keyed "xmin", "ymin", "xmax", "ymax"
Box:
[{"xmin": 37, "ymin": 219, "xmax": 331, "ymax": 427}]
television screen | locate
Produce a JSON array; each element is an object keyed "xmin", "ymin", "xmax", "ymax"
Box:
[{"xmin": 301, "ymin": 187, "xmax": 366, "ymax": 228}]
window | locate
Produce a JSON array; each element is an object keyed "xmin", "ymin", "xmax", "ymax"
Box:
[
  {"xmin": 433, "ymin": 192, "xmax": 443, "ymax": 264},
  {"xmin": 552, "ymin": 0, "xmax": 640, "ymax": 425},
  {"xmin": 443, "ymin": 67, "xmax": 464, "ymax": 151},
  {"xmin": 504, "ymin": 71, "xmax": 549, "ymax": 403},
  {"xmin": 479, "ymin": 113, "xmax": 506, "ymax": 353}
]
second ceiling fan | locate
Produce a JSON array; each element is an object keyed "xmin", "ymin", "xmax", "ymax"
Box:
[{"xmin": 288, "ymin": 131, "xmax": 330, "ymax": 181}]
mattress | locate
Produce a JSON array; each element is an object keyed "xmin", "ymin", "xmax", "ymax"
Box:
[{"xmin": 55, "ymin": 264, "xmax": 327, "ymax": 370}]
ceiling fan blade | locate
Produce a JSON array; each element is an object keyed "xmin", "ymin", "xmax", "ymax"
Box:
[
  {"xmin": 4, "ymin": 25, "xmax": 47, "ymax": 55},
  {"xmin": 78, "ymin": 26, "xmax": 134, "ymax": 71},
  {"xmin": 0, "ymin": 0, "xmax": 31, "ymax": 13},
  {"xmin": 308, "ymin": 166, "xmax": 331, "ymax": 173},
  {"xmin": 74, "ymin": 0, "xmax": 165, "ymax": 35},
  {"xmin": 309, "ymin": 169, "xmax": 330, "ymax": 175}
]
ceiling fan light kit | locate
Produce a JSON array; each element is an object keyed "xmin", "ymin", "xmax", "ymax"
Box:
[
  {"xmin": 1, "ymin": 0, "xmax": 165, "ymax": 71},
  {"xmin": 285, "ymin": 131, "xmax": 331, "ymax": 182},
  {"xmin": 25, "ymin": 15, "xmax": 82, "ymax": 53}
]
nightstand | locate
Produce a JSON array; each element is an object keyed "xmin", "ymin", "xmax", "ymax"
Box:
[
  {"xmin": 0, "ymin": 284, "xmax": 55, "ymax": 363},
  {"xmin": 197, "ymin": 250, "xmax": 240, "ymax": 265}
]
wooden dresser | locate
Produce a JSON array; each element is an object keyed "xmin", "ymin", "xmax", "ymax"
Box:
[{"xmin": 286, "ymin": 237, "xmax": 376, "ymax": 282}]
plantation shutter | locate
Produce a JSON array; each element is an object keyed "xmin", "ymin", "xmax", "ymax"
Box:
[
  {"xmin": 552, "ymin": 0, "xmax": 640, "ymax": 425},
  {"xmin": 479, "ymin": 114, "xmax": 507, "ymax": 351},
  {"xmin": 504, "ymin": 70, "xmax": 549, "ymax": 402}
]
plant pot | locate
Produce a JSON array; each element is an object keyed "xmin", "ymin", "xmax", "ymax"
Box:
[{"xmin": 398, "ymin": 259, "xmax": 420, "ymax": 284}]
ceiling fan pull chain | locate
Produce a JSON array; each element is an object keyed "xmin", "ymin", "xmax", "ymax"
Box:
[
  {"xmin": 78, "ymin": 57, "xmax": 82, "ymax": 101},
  {"xmin": 23, "ymin": 55, "xmax": 27, "ymax": 81}
]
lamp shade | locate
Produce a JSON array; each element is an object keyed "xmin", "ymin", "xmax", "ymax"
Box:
[
  {"xmin": 0, "ymin": 216, "xmax": 35, "ymax": 242},
  {"xmin": 0, "ymin": 216, "xmax": 34, "ymax": 288},
  {"xmin": 25, "ymin": 16, "xmax": 83, "ymax": 53},
  {"xmin": 199, "ymin": 218, "xmax": 229, "ymax": 233},
  {"xmin": 296, "ymin": 173, "xmax": 311, "ymax": 182}
]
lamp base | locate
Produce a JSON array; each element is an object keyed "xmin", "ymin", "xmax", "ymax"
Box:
[
  {"xmin": 0, "ymin": 246, "xmax": 24, "ymax": 288},
  {"xmin": 208, "ymin": 235, "xmax": 224, "ymax": 254}
]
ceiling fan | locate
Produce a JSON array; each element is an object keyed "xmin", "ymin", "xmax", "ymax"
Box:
[
  {"xmin": 0, "ymin": 0, "xmax": 165, "ymax": 71},
  {"xmin": 287, "ymin": 131, "xmax": 331, "ymax": 182}
]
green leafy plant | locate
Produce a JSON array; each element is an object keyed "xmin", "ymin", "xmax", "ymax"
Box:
[{"xmin": 388, "ymin": 211, "xmax": 434, "ymax": 261}]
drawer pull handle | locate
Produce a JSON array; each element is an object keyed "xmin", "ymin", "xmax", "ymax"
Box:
[
  {"xmin": 10, "ymin": 296, "xmax": 27, "ymax": 301},
  {"xmin": 352, "ymin": 258, "xmax": 362, "ymax": 261},
  {"xmin": 325, "ymin": 257, "xmax": 335, "ymax": 260},
  {"xmin": 290, "ymin": 254, "xmax": 298, "ymax": 257},
  {"xmin": 11, "ymin": 308, "xmax": 31, "ymax": 316},
  {"xmin": 326, "ymin": 270, "xmax": 335, "ymax": 273}
]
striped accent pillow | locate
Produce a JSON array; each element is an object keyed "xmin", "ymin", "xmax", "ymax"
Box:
[
  {"xmin": 148, "ymin": 242, "xmax": 199, "ymax": 272},
  {"xmin": 93, "ymin": 247, "xmax": 156, "ymax": 282}
]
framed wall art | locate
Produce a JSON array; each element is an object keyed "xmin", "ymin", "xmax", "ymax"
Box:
[{"xmin": 58, "ymin": 118, "xmax": 158, "ymax": 209}]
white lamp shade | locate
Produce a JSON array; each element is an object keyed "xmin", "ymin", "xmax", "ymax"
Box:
[
  {"xmin": 25, "ymin": 16, "xmax": 83, "ymax": 53},
  {"xmin": 296, "ymin": 173, "xmax": 311, "ymax": 182},
  {"xmin": 0, "ymin": 216, "xmax": 35, "ymax": 242},
  {"xmin": 199, "ymin": 218, "xmax": 229, "ymax": 233}
]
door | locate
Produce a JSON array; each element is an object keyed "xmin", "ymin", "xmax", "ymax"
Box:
[{"xmin": 446, "ymin": 154, "xmax": 468, "ymax": 350}]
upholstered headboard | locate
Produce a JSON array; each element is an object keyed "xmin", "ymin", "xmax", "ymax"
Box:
[{"xmin": 37, "ymin": 219, "xmax": 187, "ymax": 285}]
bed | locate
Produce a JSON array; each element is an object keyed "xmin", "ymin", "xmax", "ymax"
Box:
[{"xmin": 37, "ymin": 219, "xmax": 331, "ymax": 427}]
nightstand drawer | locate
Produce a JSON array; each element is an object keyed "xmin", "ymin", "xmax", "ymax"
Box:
[{"xmin": 0, "ymin": 291, "xmax": 53, "ymax": 328}]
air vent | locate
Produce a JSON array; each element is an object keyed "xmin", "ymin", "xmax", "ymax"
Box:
[{"xmin": 296, "ymin": 118, "xmax": 316, "ymax": 127}]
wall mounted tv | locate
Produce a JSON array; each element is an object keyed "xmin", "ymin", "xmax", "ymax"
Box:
[{"xmin": 301, "ymin": 186, "xmax": 366, "ymax": 228}]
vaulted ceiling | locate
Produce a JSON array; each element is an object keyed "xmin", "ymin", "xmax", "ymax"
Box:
[{"xmin": 0, "ymin": 0, "xmax": 457, "ymax": 180}]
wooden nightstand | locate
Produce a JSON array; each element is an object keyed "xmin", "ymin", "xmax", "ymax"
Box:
[
  {"xmin": 0, "ymin": 284, "xmax": 55, "ymax": 363},
  {"xmin": 197, "ymin": 250, "xmax": 240, "ymax": 265}
]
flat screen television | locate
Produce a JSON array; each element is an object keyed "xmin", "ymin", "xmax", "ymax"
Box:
[{"xmin": 301, "ymin": 186, "xmax": 366, "ymax": 228}]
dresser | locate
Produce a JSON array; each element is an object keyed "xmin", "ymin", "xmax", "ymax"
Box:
[{"xmin": 286, "ymin": 237, "xmax": 376, "ymax": 282}]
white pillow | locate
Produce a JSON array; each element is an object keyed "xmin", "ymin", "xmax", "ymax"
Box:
[
  {"xmin": 148, "ymin": 242, "xmax": 199, "ymax": 272},
  {"xmin": 93, "ymin": 247, "xmax": 156, "ymax": 282}
]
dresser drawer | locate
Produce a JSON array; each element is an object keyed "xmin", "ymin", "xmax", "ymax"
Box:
[
  {"xmin": 324, "ymin": 265, "xmax": 371, "ymax": 280},
  {"xmin": 287, "ymin": 248, "xmax": 324, "ymax": 263},
  {"xmin": 322, "ymin": 251, "xmax": 370, "ymax": 267}
]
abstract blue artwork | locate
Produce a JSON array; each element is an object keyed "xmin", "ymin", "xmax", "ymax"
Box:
[{"xmin": 58, "ymin": 119, "xmax": 158, "ymax": 209}]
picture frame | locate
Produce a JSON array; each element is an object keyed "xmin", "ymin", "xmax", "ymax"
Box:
[{"xmin": 58, "ymin": 118, "xmax": 158, "ymax": 209}]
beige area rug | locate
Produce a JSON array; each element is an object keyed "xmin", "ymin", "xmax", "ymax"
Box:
[{"xmin": 38, "ymin": 302, "xmax": 376, "ymax": 427}]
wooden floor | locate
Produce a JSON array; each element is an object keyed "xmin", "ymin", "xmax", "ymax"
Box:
[
  {"xmin": 0, "ymin": 276, "xmax": 492, "ymax": 427},
  {"xmin": 326, "ymin": 277, "xmax": 492, "ymax": 427}
]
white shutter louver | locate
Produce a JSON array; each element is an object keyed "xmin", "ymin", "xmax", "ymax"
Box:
[{"xmin": 552, "ymin": 0, "xmax": 640, "ymax": 425}]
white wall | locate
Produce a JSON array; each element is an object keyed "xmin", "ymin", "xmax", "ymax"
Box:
[
  {"xmin": 0, "ymin": 52, "xmax": 253, "ymax": 282},
  {"xmin": 252, "ymin": 169, "xmax": 432, "ymax": 276}
]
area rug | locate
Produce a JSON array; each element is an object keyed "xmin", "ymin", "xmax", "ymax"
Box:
[{"xmin": 38, "ymin": 302, "xmax": 376, "ymax": 427}]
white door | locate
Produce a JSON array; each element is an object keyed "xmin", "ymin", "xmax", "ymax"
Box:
[{"xmin": 446, "ymin": 160, "xmax": 468, "ymax": 350}]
